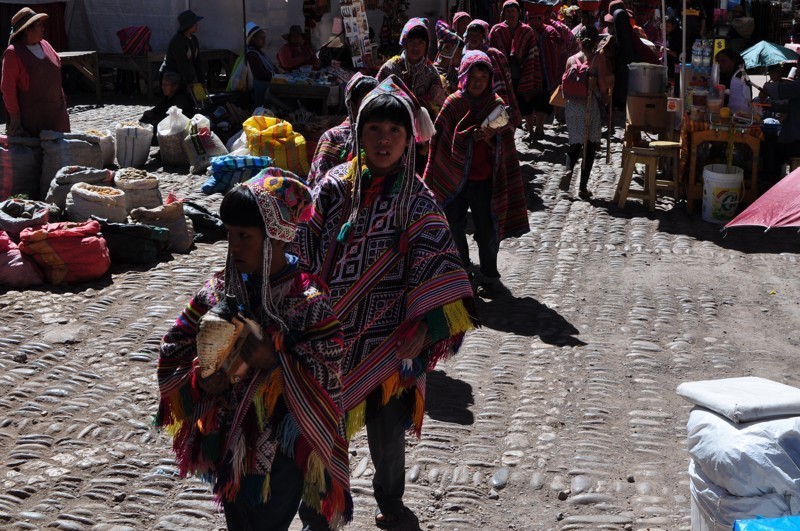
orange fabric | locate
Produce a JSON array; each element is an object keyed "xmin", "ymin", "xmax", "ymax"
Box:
[{"xmin": 243, "ymin": 116, "xmax": 310, "ymax": 177}]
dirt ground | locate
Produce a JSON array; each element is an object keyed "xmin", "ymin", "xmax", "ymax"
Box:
[{"xmin": 1, "ymin": 95, "xmax": 799, "ymax": 531}]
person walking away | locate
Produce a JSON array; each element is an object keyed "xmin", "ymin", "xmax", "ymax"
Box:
[
  {"xmin": 423, "ymin": 50, "xmax": 530, "ymax": 297},
  {"xmin": 161, "ymin": 10, "xmax": 205, "ymax": 91},
  {"xmin": 295, "ymin": 75, "xmax": 478, "ymax": 530},
  {"xmin": 529, "ymin": 7, "xmax": 564, "ymax": 139},
  {"xmin": 155, "ymin": 171, "xmax": 352, "ymax": 531},
  {"xmin": 307, "ymin": 73, "xmax": 379, "ymax": 186},
  {"xmin": 560, "ymin": 25, "xmax": 610, "ymax": 199},
  {"xmin": 2, "ymin": 7, "xmax": 69, "ymax": 136}
]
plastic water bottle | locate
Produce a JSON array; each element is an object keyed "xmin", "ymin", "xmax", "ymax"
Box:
[
  {"xmin": 702, "ymin": 40, "xmax": 712, "ymax": 72},
  {"xmin": 692, "ymin": 39, "xmax": 701, "ymax": 69}
]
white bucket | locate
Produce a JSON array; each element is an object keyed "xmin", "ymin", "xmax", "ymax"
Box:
[{"xmin": 702, "ymin": 165, "xmax": 744, "ymax": 224}]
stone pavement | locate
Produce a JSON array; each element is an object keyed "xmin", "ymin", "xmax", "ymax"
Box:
[{"xmin": 0, "ymin": 101, "xmax": 798, "ymax": 530}]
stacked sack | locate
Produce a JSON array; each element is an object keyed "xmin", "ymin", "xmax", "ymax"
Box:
[
  {"xmin": 116, "ymin": 121, "xmax": 153, "ymax": 168},
  {"xmin": 45, "ymin": 166, "xmax": 114, "ymax": 210},
  {"xmin": 130, "ymin": 198, "xmax": 194, "ymax": 254},
  {"xmin": 0, "ymin": 229, "xmax": 44, "ymax": 288},
  {"xmin": 18, "ymin": 220, "xmax": 110, "ymax": 285},
  {"xmin": 85, "ymin": 129, "xmax": 116, "ymax": 168},
  {"xmin": 0, "ymin": 198, "xmax": 60, "ymax": 242},
  {"xmin": 66, "ymin": 182, "xmax": 127, "ymax": 223},
  {"xmin": 40, "ymin": 130, "xmax": 104, "ymax": 200},
  {"xmin": 114, "ymin": 168, "xmax": 162, "ymax": 212},
  {"xmin": 0, "ymin": 135, "xmax": 42, "ymax": 200}
]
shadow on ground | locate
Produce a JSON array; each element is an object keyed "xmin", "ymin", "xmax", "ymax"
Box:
[
  {"xmin": 425, "ymin": 370, "xmax": 475, "ymax": 425},
  {"xmin": 476, "ymin": 284, "xmax": 586, "ymax": 347}
]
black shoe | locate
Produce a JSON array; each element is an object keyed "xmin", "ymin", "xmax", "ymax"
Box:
[
  {"xmin": 559, "ymin": 173, "xmax": 572, "ymax": 192},
  {"xmin": 578, "ymin": 188, "xmax": 593, "ymax": 200}
]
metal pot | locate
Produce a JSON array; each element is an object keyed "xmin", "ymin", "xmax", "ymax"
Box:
[{"xmin": 628, "ymin": 63, "xmax": 667, "ymax": 95}]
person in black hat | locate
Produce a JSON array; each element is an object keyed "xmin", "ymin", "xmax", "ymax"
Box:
[{"xmin": 160, "ymin": 9, "xmax": 205, "ymax": 90}]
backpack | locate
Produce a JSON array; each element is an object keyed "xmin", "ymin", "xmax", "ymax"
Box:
[{"xmin": 561, "ymin": 56, "xmax": 593, "ymax": 100}]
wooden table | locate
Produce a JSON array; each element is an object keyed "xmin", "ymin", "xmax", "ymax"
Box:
[
  {"xmin": 685, "ymin": 128, "xmax": 761, "ymax": 213},
  {"xmin": 58, "ymin": 51, "xmax": 101, "ymax": 102},
  {"xmin": 98, "ymin": 49, "xmax": 235, "ymax": 101},
  {"xmin": 268, "ymin": 82, "xmax": 334, "ymax": 115}
]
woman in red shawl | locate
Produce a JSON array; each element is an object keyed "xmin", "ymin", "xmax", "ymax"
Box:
[
  {"xmin": 423, "ymin": 50, "xmax": 530, "ymax": 298},
  {"xmin": 1, "ymin": 7, "xmax": 69, "ymax": 136}
]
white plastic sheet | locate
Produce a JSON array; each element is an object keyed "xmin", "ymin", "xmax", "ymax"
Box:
[{"xmin": 677, "ymin": 377, "xmax": 800, "ymax": 423}]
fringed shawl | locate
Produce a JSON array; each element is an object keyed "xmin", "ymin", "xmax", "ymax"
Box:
[
  {"xmin": 423, "ymin": 91, "xmax": 530, "ymax": 241},
  {"xmin": 295, "ymin": 161, "xmax": 479, "ymax": 437},
  {"xmin": 488, "ymin": 21, "xmax": 538, "ymax": 94},
  {"xmin": 156, "ymin": 268, "xmax": 353, "ymax": 528},
  {"xmin": 308, "ymin": 118, "xmax": 352, "ymax": 187}
]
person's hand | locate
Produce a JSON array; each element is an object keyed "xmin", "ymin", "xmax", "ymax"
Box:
[
  {"xmin": 239, "ymin": 331, "xmax": 277, "ymax": 370},
  {"xmin": 198, "ymin": 369, "xmax": 230, "ymax": 394},
  {"xmin": 6, "ymin": 116, "xmax": 25, "ymax": 137},
  {"xmin": 396, "ymin": 321, "xmax": 428, "ymax": 360}
]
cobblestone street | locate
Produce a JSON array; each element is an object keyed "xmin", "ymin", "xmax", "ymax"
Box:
[{"xmin": 1, "ymin": 100, "xmax": 798, "ymax": 530}]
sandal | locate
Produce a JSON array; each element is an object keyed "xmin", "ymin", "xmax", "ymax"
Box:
[{"xmin": 375, "ymin": 506, "xmax": 418, "ymax": 530}]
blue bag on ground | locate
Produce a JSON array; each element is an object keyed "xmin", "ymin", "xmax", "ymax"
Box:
[
  {"xmin": 735, "ymin": 516, "xmax": 800, "ymax": 530},
  {"xmin": 201, "ymin": 155, "xmax": 272, "ymax": 194}
]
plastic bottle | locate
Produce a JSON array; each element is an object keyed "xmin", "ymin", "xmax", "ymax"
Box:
[
  {"xmin": 702, "ymin": 40, "xmax": 712, "ymax": 71},
  {"xmin": 692, "ymin": 39, "xmax": 701, "ymax": 69}
]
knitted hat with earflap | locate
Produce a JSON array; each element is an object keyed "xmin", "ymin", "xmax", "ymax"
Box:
[
  {"xmin": 463, "ymin": 19, "xmax": 491, "ymax": 48},
  {"xmin": 225, "ymin": 169, "xmax": 314, "ymax": 330},
  {"xmin": 343, "ymin": 73, "xmax": 379, "ymax": 157},
  {"xmin": 337, "ymin": 75, "xmax": 435, "ymax": 254},
  {"xmin": 457, "ymin": 49, "xmax": 494, "ymax": 92}
]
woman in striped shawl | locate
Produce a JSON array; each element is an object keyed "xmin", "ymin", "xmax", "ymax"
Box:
[
  {"xmin": 156, "ymin": 170, "xmax": 352, "ymax": 530},
  {"xmin": 295, "ymin": 75, "xmax": 478, "ymax": 529},
  {"xmin": 307, "ymin": 73, "xmax": 378, "ymax": 187},
  {"xmin": 423, "ymin": 50, "xmax": 530, "ymax": 297}
]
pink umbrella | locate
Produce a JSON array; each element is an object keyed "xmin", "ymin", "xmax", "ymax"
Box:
[{"xmin": 725, "ymin": 167, "xmax": 800, "ymax": 230}]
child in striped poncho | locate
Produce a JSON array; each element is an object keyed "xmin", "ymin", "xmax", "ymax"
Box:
[{"xmin": 156, "ymin": 170, "xmax": 352, "ymax": 530}]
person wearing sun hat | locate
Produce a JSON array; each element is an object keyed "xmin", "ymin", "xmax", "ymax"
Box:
[
  {"xmin": 156, "ymin": 168, "xmax": 353, "ymax": 530},
  {"xmin": 295, "ymin": 75, "xmax": 477, "ymax": 529},
  {"xmin": 160, "ymin": 9, "xmax": 205, "ymax": 89},
  {"xmin": 1, "ymin": 6, "xmax": 69, "ymax": 136},
  {"xmin": 243, "ymin": 21, "xmax": 281, "ymax": 102},
  {"xmin": 277, "ymin": 24, "xmax": 319, "ymax": 71}
]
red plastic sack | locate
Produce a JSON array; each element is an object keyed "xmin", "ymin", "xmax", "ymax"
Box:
[
  {"xmin": 18, "ymin": 220, "xmax": 110, "ymax": 285},
  {"xmin": 0, "ymin": 230, "xmax": 44, "ymax": 288}
]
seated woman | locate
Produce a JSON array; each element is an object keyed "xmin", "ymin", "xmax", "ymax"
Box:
[
  {"xmin": 245, "ymin": 22, "xmax": 281, "ymax": 103},
  {"xmin": 277, "ymin": 25, "xmax": 319, "ymax": 71},
  {"xmin": 140, "ymin": 71, "xmax": 196, "ymax": 127}
]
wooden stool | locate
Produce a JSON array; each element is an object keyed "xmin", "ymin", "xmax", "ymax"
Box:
[
  {"xmin": 648, "ymin": 140, "xmax": 681, "ymax": 199},
  {"xmin": 615, "ymin": 147, "xmax": 660, "ymax": 211}
]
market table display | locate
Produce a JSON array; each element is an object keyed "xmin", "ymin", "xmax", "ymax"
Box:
[
  {"xmin": 268, "ymin": 66, "xmax": 353, "ymax": 115},
  {"xmin": 58, "ymin": 51, "xmax": 101, "ymax": 102}
]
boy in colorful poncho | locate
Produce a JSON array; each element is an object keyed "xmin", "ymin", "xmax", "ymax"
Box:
[
  {"xmin": 295, "ymin": 75, "xmax": 478, "ymax": 529},
  {"xmin": 423, "ymin": 50, "xmax": 530, "ymax": 298},
  {"xmin": 307, "ymin": 73, "xmax": 379, "ymax": 187},
  {"xmin": 156, "ymin": 170, "xmax": 352, "ymax": 530}
]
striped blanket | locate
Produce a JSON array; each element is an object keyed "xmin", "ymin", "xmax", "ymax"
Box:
[
  {"xmin": 307, "ymin": 119, "xmax": 352, "ymax": 187},
  {"xmin": 489, "ymin": 21, "xmax": 538, "ymax": 94}
]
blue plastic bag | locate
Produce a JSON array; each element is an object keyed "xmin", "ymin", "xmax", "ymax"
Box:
[
  {"xmin": 201, "ymin": 155, "xmax": 273, "ymax": 195},
  {"xmin": 735, "ymin": 516, "xmax": 800, "ymax": 530}
]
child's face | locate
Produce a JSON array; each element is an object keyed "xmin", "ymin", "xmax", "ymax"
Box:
[
  {"xmin": 361, "ymin": 120, "xmax": 409, "ymax": 176},
  {"xmin": 405, "ymin": 37, "xmax": 427, "ymax": 63},
  {"xmin": 226, "ymin": 224, "xmax": 265, "ymax": 275},
  {"xmin": 467, "ymin": 67, "xmax": 490, "ymax": 97}
]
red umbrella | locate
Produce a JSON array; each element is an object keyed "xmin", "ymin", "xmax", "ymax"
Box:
[{"xmin": 724, "ymin": 167, "xmax": 800, "ymax": 230}]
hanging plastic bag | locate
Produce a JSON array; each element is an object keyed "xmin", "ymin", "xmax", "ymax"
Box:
[{"xmin": 227, "ymin": 53, "xmax": 254, "ymax": 93}]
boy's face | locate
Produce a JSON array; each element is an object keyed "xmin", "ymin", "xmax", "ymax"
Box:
[
  {"xmin": 226, "ymin": 224, "xmax": 265, "ymax": 275},
  {"xmin": 466, "ymin": 28, "xmax": 484, "ymax": 49},
  {"xmin": 405, "ymin": 37, "xmax": 427, "ymax": 63},
  {"xmin": 361, "ymin": 120, "xmax": 409, "ymax": 176},
  {"xmin": 467, "ymin": 67, "xmax": 490, "ymax": 97}
]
